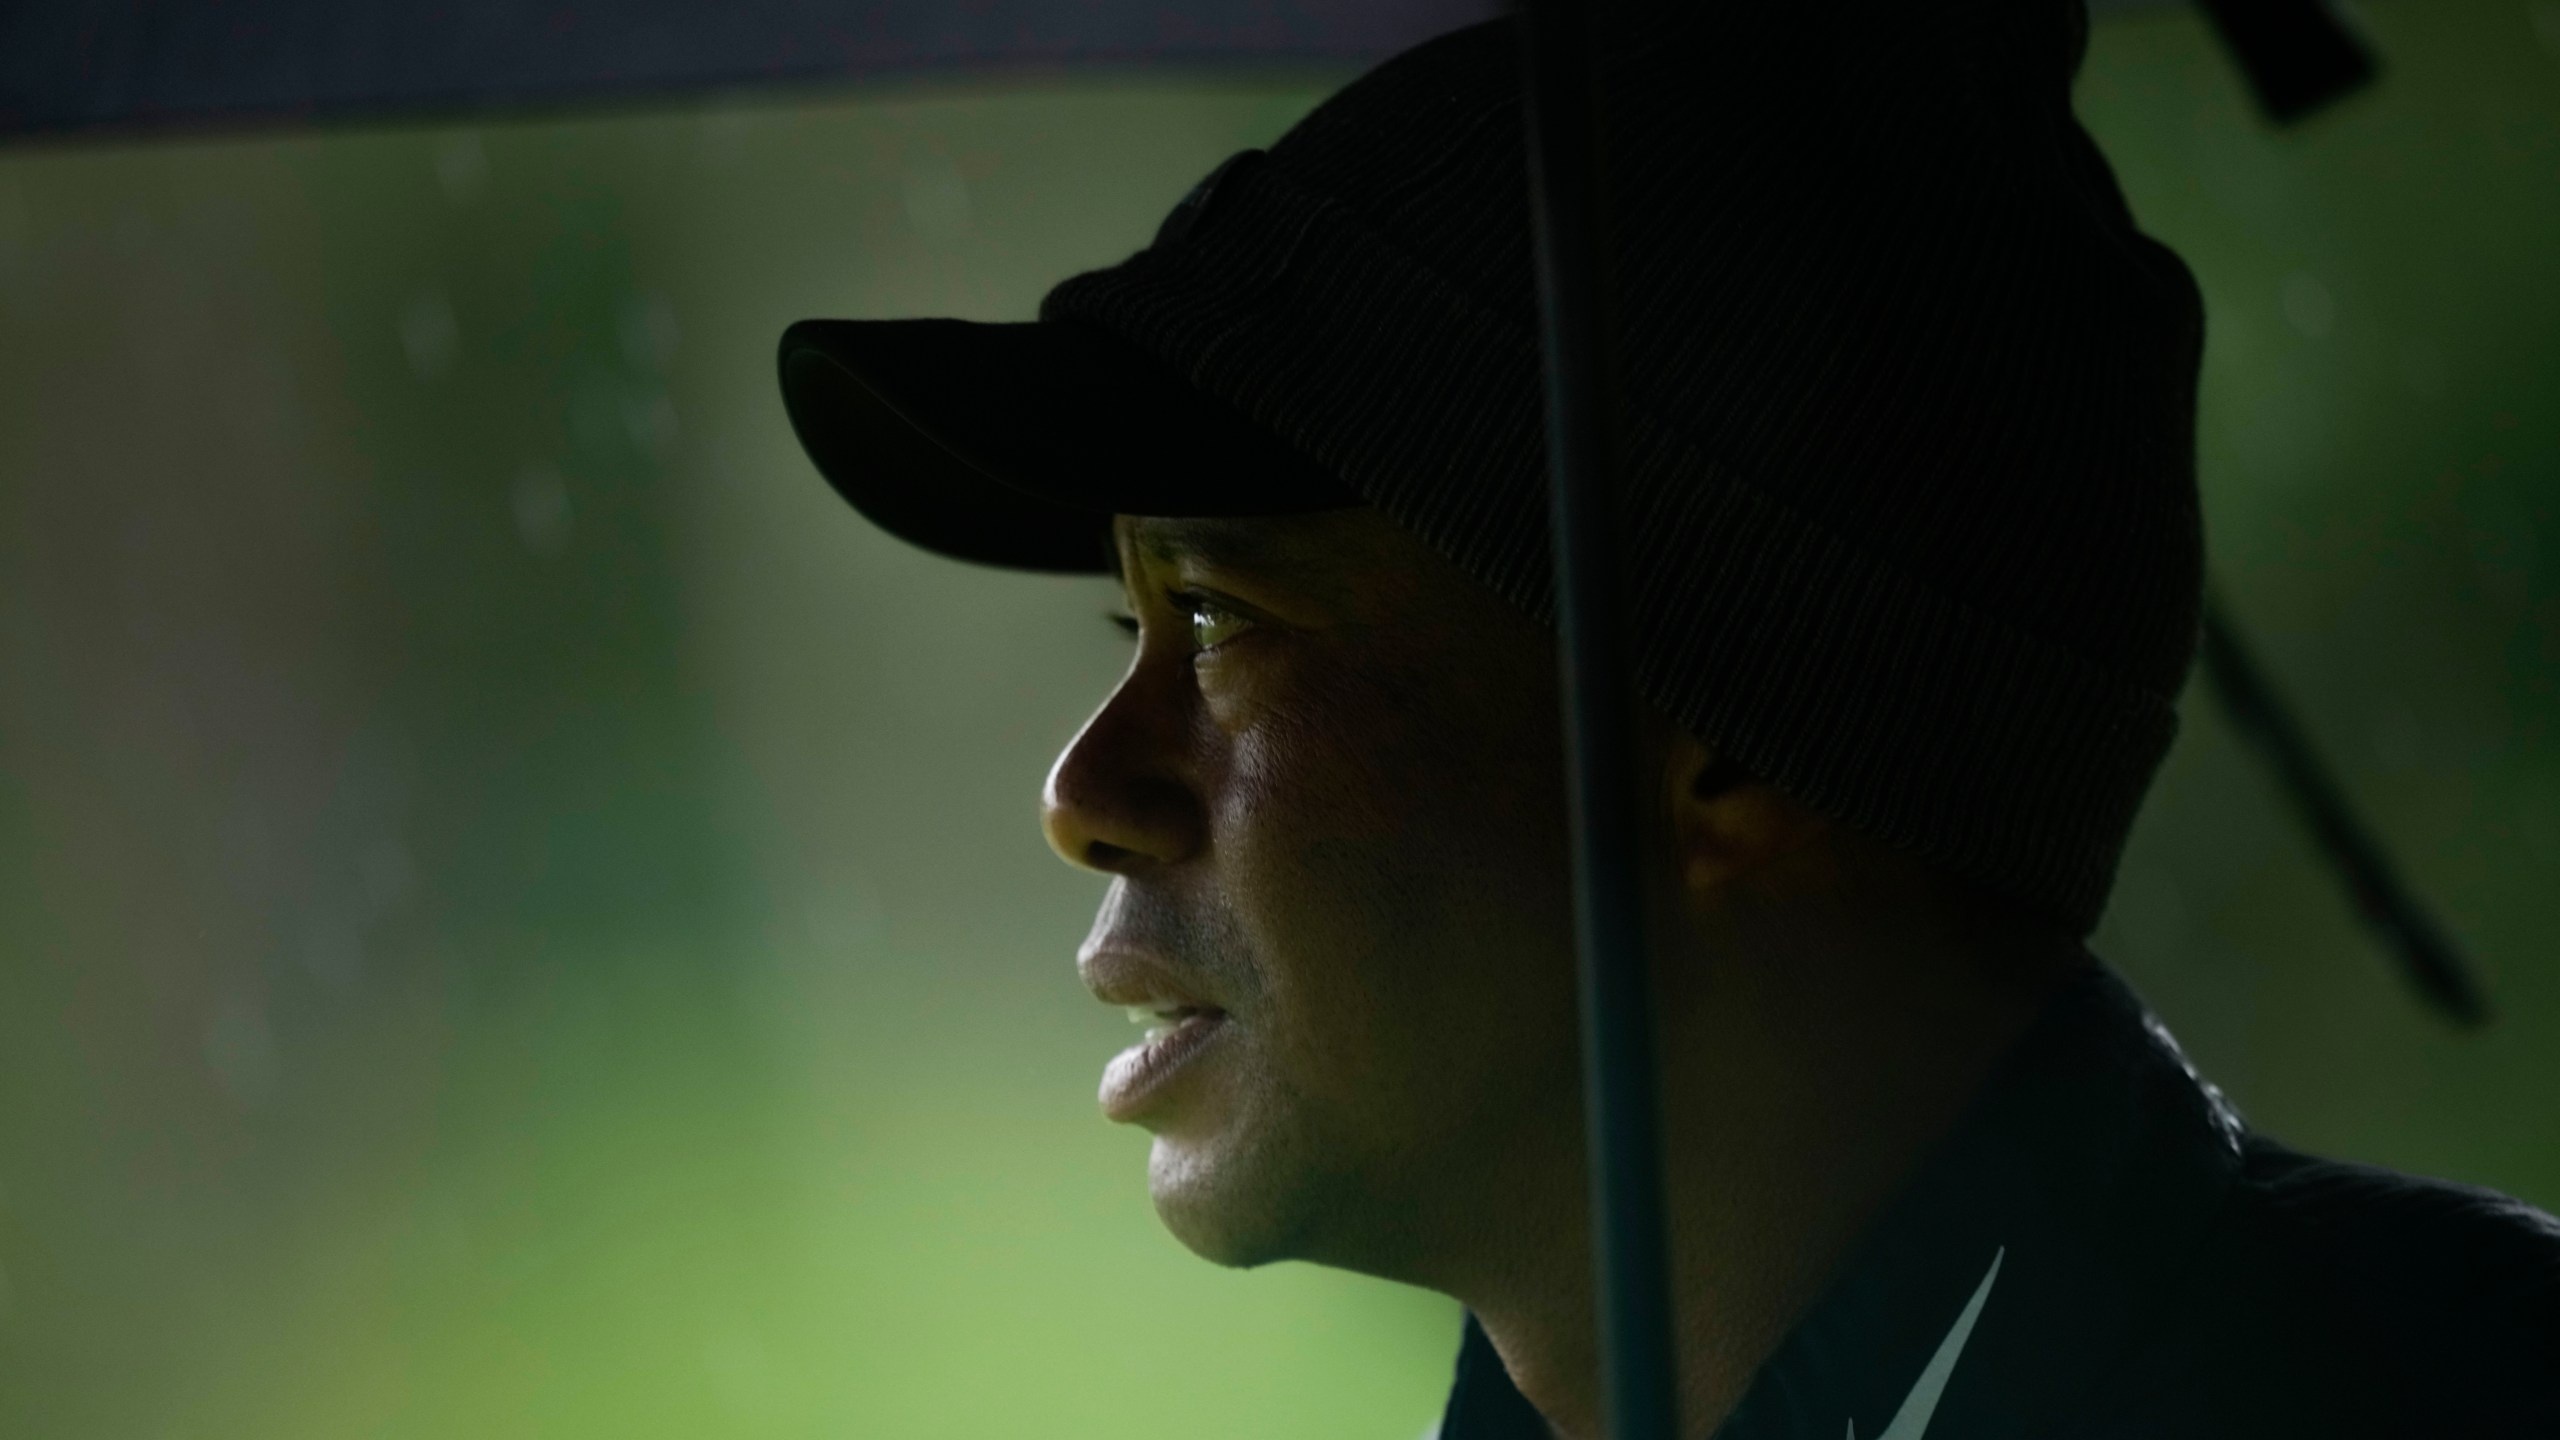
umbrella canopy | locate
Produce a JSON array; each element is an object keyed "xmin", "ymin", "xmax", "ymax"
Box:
[
  {"xmin": 6, "ymin": 0, "xmax": 2322, "ymax": 141},
  {"xmin": 4, "ymin": 0, "xmax": 1492, "ymax": 139}
]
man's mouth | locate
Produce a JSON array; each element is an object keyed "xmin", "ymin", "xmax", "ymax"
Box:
[{"xmin": 1098, "ymin": 1001, "xmax": 1229, "ymax": 1122}]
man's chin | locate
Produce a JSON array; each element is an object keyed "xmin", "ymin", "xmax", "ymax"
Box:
[{"xmin": 1144, "ymin": 1134, "xmax": 1319, "ymax": 1270}]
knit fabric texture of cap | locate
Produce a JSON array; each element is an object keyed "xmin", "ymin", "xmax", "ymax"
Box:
[{"xmin": 1042, "ymin": 0, "xmax": 2209, "ymax": 935}]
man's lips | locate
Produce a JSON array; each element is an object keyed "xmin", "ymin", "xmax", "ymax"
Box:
[
  {"xmin": 1081, "ymin": 946, "xmax": 1231, "ymax": 1122},
  {"xmin": 1097, "ymin": 1005, "xmax": 1229, "ymax": 1121}
]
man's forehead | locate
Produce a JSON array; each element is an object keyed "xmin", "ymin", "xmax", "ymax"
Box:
[
  {"xmin": 1117, "ymin": 514, "xmax": 1299, "ymax": 568},
  {"xmin": 1111, "ymin": 512, "xmax": 1386, "ymax": 582},
  {"xmin": 1110, "ymin": 508, "xmax": 1452, "ymax": 617}
]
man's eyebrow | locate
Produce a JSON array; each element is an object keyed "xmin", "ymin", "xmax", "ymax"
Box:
[
  {"xmin": 1123, "ymin": 517, "xmax": 1306, "ymax": 578},
  {"xmin": 1115, "ymin": 515, "xmax": 1364, "ymax": 614}
]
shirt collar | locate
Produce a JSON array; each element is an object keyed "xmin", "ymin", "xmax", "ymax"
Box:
[{"xmin": 1438, "ymin": 963, "xmax": 2245, "ymax": 1439}]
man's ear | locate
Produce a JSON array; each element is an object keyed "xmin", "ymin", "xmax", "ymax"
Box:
[{"xmin": 1664, "ymin": 731, "xmax": 1830, "ymax": 896}]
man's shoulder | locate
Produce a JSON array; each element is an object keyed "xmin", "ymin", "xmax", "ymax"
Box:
[
  {"xmin": 2099, "ymin": 1137, "xmax": 2560, "ymax": 1437},
  {"xmin": 2235, "ymin": 1138, "xmax": 2560, "ymax": 1407},
  {"xmin": 2236, "ymin": 1136, "xmax": 2560, "ymax": 1291}
]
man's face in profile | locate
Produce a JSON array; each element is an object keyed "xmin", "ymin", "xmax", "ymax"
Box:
[{"xmin": 1044, "ymin": 508, "xmax": 1588, "ymax": 1282}]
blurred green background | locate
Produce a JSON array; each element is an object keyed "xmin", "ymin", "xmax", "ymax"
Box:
[{"xmin": 0, "ymin": 2, "xmax": 2554, "ymax": 1436}]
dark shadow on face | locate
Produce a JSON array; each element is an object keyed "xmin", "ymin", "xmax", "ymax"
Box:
[{"xmin": 1045, "ymin": 508, "xmax": 1590, "ymax": 1282}]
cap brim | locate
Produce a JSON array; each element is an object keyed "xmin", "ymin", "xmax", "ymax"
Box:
[{"xmin": 777, "ymin": 317, "xmax": 1354, "ymax": 574}]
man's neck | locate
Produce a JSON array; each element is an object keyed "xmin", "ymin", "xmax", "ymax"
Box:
[{"xmin": 1457, "ymin": 887, "xmax": 2078, "ymax": 1439}]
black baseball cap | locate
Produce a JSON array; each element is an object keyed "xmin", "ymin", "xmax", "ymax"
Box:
[{"xmin": 776, "ymin": 155, "xmax": 1351, "ymax": 575}]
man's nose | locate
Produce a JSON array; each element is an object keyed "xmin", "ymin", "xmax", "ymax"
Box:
[{"xmin": 1040, "ymin": 681, "xmax": 1204, "ymax": 874}]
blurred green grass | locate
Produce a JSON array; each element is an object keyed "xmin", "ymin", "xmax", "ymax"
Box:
[{"xmin": 0, "ymin": 3, "xmax": 2554, "ymax": 1436}]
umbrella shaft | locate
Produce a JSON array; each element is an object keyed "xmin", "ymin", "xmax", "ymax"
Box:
[{"xmin": 1516, "ymin": 2, "xmax": 1682, "ymax": 1437}]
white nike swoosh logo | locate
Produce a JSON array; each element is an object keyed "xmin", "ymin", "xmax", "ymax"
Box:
[{"xmin": 1848, "ymin": 1246, "xmax": 2005, "ymax": 1440}]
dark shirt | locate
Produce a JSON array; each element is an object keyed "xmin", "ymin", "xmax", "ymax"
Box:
[{"xmin": 1436, "ymin": 965, "xmax": 2560, "ymax": 1438}]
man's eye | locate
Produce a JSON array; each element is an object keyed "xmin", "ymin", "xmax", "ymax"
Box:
[{"xmin": 1178, "ymin": 593, "xmax": 1253, "ymax": 651}]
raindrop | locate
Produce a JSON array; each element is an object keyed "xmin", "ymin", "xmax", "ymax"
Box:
[
  {"xmin": 434, "ymin": 134, "xmax": 489, "ymax": 204},
  {"xmin": 2367, "ymin": 703, "xmax": 2423, "ymax": 773},
  {"xmin": 2398, "ymin": 340, "xmax": 2446, "ymax": 397},
  {"xmin": 903, "ymin": 151, "xmax": 973, "ymax": 242},
  {"xmin": 623, "ymin": 393, "xmax": 679, "ymax": 458},
  {"xmin": 695, "ymin": 107, "xmax": 760, "ymax": 167},
  {"xmin": 217, "ymin": 799, "xmax": 279, "ymax": 896},
  {"xmin": 204, "ymin": 994, "xmax": 279, "ymax": 1107},
  {"xmin": 111, "ymin": 206, "xmax": 154, "ymax": 257},
  {"xmin": 0, "ymin": 178, "xmax": 28, "ymax": 285},
  {"xmin": 2466, "ymin": 492, "xmax": 2537, "ymax": 608},
  {"xmin": 400, "ymin": 291, "xmax": 461, "ymax": 378},
  {"xmin": 571, "ymin": 379, "xmax": 623, "ymax": 456},
  {"xmin": 2278, "ymin": 271, "xmax": 2335, "ymax": 340},
  {"xmin": 702, "ymin": 1323, "xmax": 776, "ymax": 1413},
  {"xmin": 361, "ymin": 835, "xmax": 419, "ymax": 915},
  {"xmin": 2522, "ymin": 797, "xmax": 2560, "ymax": 862},
  {"xmin": 511, "ymin": 465, "xmax": 574, "ymax": 553},
  {"xmin": 299, "ymin": 904, "xmax": 366, "ymax": 991},
  {"xmin": 618, "ymin": 294, "xmax": 682, "ymax": 373}
]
